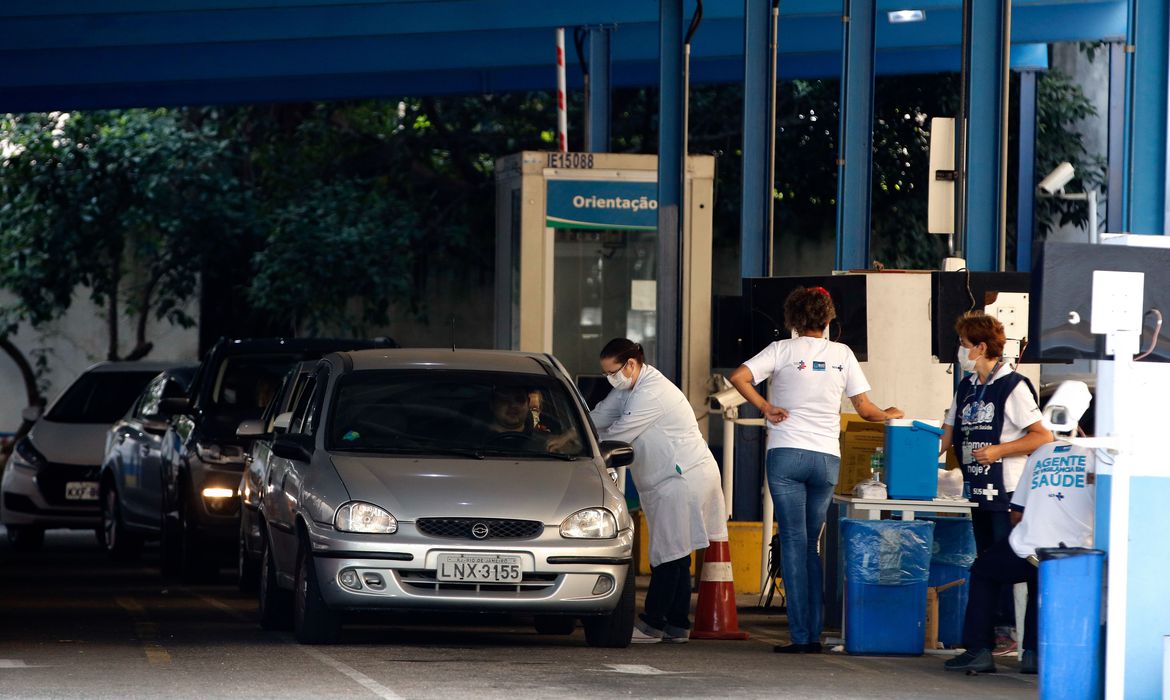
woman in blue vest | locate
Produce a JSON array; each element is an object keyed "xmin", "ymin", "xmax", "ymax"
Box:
[{"xmin": 940, "ymin": 312, "xmax": 1052, "ymax": 554}]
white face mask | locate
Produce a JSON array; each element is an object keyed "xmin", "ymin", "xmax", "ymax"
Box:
[
  {"xmin": 606, "ymin": 362, "xmax": 633, "ymax": 390},
  {"xmin": 957, "ymin": 344, "xmax": 978, "ymax": 373}
]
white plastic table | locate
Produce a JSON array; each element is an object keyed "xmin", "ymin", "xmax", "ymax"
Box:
[{"xmin": 831, "ymin": 494, "xmax": 978, "ymax": 521}]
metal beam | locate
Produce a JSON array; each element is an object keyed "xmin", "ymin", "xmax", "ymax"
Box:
[
  {"xmin": 740, "ymin": 0, "xmax": 773, "ymax": 279},
  {"xmin": 960, "ymin": 0, "xmax": 1010, "ymax": 271},
  {"xmin": 656, "ymin": 0, "xmax": 685, "ymax": 383},
  {"xmin": 1106, "ymin": 41, "xmax": 1125, "ymax": 233},
  {"xmin": 835, "ymin": 0, "xmax": 876, "ymax": 271},
  {"xmin": 1121, "ymin": 0, "xmax": 1169, "ymax": 234},
  {"xmin": 585, "ymin": 27, "xmax": 612, "ymax": 153},
  {"xmin": 1016, "ymin": 69, "xmax": 1037, "ymax": 271}
]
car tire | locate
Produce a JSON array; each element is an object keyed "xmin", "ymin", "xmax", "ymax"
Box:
[
  {"xmin": 294, "ymin": 542, "xmax": 339, "ymax": 644},
  {"xmin": 237, "ymin": 518, "xmax": 260, "ymax": 592},
  {"xmin": 258, "ymin": 534, "xmax": 292, "ymax": 631},
  {"xmin": 582, "ymin": 565, "xmax": 634, "ymax": 648},
  {"xmin": 534, "ymin": 615, "xmax": 577, "ymax": 635},
  {"xmin": 101, "ymin": 487, "xmax": 143, "ymax": 562},
  {"xmin": 5, "ymin": 525, "xmax": 44, "ymax": 552}
]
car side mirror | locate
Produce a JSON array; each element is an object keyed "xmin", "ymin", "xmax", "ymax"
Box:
[
  {"xmin": 272, "ymin": 411, "xmax": 293, "ymax": 433},
  {"xmin": 599, "ymin": 440, "xmax": 635, "ymax": 468},
  {"xmin": 141, "ymin": 416, "xmax": 169, "ymax": 435},
  {"xmin": 158, "ymin": 396, "xmax": 192, "ymax": 417},
  {"xmin": 236, "ymin": 419, "xmax": 267, "ymax": 439},
  {"xmin": 272, "ymin": 434, "xmax": 314, "ymax": 462},
  {"xmin": 20, "ymin": 405, "xmax": 42, "ymax": 423}
]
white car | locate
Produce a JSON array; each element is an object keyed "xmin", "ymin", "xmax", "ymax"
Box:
[{"xmin": 1, "ymin": 361, "xmax": 177, "ymax": 550}]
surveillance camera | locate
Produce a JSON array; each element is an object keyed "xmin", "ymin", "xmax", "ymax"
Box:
[
  {"xmin": 1041, "ymin": 380, "xmax": 1091, "ymax": 434},
  {"xmin": 1037, "ymin": 161, "xmax": 1075, "ymax": 195},
  {"xmin": 709, "ymin": 385, "xmax": 747, "ymax": 412}
]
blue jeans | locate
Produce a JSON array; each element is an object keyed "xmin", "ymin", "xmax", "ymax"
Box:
[{"xmin": 767, "ymin": 447, "xmax": 840, "ymax": 645}]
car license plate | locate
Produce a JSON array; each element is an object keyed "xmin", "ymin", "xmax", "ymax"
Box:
[
  {"xmin": 64, "ymin": 481, "xmax": 99, "ymax": 501},
  {"xmin": 435, "ymin": 553, "xmax": 523, "ymax": 583}
]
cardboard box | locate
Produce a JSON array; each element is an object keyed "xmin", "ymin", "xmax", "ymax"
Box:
[{"xmin": 838, "ymin": 414, "xmax": 885, "ymax": 496}]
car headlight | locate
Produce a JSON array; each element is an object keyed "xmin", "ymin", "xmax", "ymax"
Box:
[
  {"xmin": 334, "ymin": 501, "xmax": 398, "ymax": 534},
  {"xmin": 195, "ymin": 441, "xmax": 246, "ymax": 465},
  {"xmin": 560, "ymin": 508, "xmax": 617, "ymax": 539},
  {"xmin": 10, "ymin": 438, "xmax": 46, "ymax": 472}
]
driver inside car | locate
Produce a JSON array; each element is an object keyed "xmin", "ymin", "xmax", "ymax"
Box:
[{"xmin": 485, "ymin": 386, "xmax": 579, "ymax": 454}]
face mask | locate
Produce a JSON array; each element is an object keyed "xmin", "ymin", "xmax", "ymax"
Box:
[
  {"xmin": 957, "ymin": 345, "xmax": 978, "ymax": 373},
  {"xmin": 607, "ymin": 363, "xmax": 633, "ymax": 390}
]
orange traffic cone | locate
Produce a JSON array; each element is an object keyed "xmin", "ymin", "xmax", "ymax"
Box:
[{"xmin": 691, "ymin": 540, "xmax": 749, "ymax": 640}]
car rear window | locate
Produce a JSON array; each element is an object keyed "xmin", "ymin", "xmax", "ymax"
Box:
[
  {"xmin": 46, "ymin": 371, "xmax": 160, "ymax": 424},
  {"xmin": 327, "ymin": 370, "xmax": 589, "ymax": 458}
]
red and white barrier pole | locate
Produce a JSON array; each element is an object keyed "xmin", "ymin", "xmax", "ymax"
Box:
[{"xmin": 555, "ymin": 27, "xmax": 568, "ymax": 153}]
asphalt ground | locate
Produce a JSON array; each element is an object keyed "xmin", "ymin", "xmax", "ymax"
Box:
[{"xmin": 0, "ymin": 529, "xmax": 1037, "ymax": 699}]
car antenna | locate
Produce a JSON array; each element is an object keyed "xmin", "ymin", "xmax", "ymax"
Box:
[{"xmin": 450, "ymin": 314, "xmax": 456, "ymax": 352}]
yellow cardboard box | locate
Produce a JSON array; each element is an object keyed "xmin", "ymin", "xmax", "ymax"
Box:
[{"xmin": 838, "ymin": 414, "xmax": 885, "ymax": 496}]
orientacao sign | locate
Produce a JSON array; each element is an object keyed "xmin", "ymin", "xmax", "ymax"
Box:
[{"xmin": 546, "ymin": 180, "xmax": 658, "ymax": 231}]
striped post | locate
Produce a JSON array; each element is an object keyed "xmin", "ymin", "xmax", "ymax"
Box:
[{"xmin": 555, "ymin": 27, "xmax": 568, "ymax": 153}]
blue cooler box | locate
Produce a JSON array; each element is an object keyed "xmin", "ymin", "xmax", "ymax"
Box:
[
  {"xmin": 842, "ymin": 519, "xmax": 935, "ymax": 655},
  {"xmin": 885, "ymin": 419, "xmax": 944, "ymax": 500}
]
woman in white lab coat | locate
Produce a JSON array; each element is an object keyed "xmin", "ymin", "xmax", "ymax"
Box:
[{"xmin": 591, "ymin": 338, "xmax": 728, "ymax": 644}]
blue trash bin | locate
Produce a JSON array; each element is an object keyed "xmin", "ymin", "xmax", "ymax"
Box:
[
  {"xmin": 1038, "ymin": 547, "xmax": 1104, "ymax": 700},
  {"xmin": 842, "ymin": 519, "xmax": 935, "ymax": 655},
  {"xmin": 921, "ymin": 516, "xmax": 976, "ymax": 647}
]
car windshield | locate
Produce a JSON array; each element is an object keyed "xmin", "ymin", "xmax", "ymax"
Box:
[
  {"xmin": 327, "ymin": 370, "xmax": 589, "ymax": 459},
  {"xmin": 46, "ymin": 371, "xmax": 160, "ymax": 424},
  {"xmin": 209, "ymin": 355, "xmax": 301, "ymax": 418}
]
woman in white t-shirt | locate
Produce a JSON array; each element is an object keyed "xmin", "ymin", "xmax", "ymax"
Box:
[{"xmin": 730, "ymin": 286, "xmax": 902, "ymax": 653}]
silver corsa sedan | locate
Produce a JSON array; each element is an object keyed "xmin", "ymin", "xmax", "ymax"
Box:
[{"xmin": 257, "ymin": 349, "xmax": 636, "ymax": 647}]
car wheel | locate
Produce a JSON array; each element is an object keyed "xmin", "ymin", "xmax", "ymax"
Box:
[
  {"xmin": 258, "ymin": 534, "xmax": 292, "ymax": 631},
  {"xmin": 294, "ymin": 541, "xmax": 339, "ymax": 644},
  {"xmin": 5, "ymin": 525, "xmax": 44, "ymax": 552},
  {"xmin": 582, "ymin": 565, "xmax": 635, "ymax": 648},
  {"xmin": 534, "ymin": 615, "xmax": 577, "ymax": 635},
  {"xmin": 101, "ymin": 487, "xmax": 143, "ymax": 562},
  {"xmin": 237, "ymin": 517, "xmax": 260, "ymax": 592}
]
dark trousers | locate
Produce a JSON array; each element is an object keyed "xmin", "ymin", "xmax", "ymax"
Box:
[
  {"xmin": 642, "ymin": 554, "xmax": 692, "ymax": 631},
  {"xmin": 972, "ymin": 507, "xmax": 1015, "ymax": 627},
  {"xmin": 961, "ymin": 538, "xmax": 1038, "ymax": 652}
]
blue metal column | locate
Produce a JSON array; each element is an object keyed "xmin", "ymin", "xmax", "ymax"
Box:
[
  {"xmin": 740, "ymin": 0, "xmax": 772, "ymax": 279},
  {"xmin": 1106, "ymin": 42, "xmax": 1125, "ymax": 233},
  {"xmin": 656, "ymin": 0, "xmax": 684, "ymax": 382},
  {"xmin": 1016, "ymin": 70, "xmax": 1037, "ymax": 271},
  {"xmin": 834, "ymin": 0, "xmax": 876, "ymax": 271},
  {"xmin": 585, "ymin": 27, "xmax": 612, "ymax": 153},
  {"xmin": 1121, "ymin": 0, "xmax": 1169, "ymax": 234},
  {"xmin": 961, "ymin": 0, "xmax": 1010, "ymax": 270}
]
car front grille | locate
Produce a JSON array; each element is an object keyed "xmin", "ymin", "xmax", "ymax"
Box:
[
  {"xmin": 416, "ymin": 517, "xmax": 544, "ymax": 541},
  {"xmin": 398, "ymin": 570, "xmax": 559, "ymax": 594},
  {"xmin": 35, "ymin": 463, "xmax": 100, "ymax": 507}
]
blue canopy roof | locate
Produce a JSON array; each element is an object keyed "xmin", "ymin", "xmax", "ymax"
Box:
[{"xmin": 0, "ymin": 0, "xmax": 1123, "ymax": 111}]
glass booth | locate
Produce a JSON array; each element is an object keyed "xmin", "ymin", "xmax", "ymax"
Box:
[{"xmin": 494, "ymin": 151, "xmax": 715, "ymax": 416}]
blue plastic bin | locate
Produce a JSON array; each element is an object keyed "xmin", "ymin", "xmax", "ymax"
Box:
[
  {"xmin": 885, "ymin": 420, "xmax": 944, "ymax": 500},
  {"xmin": 842, "ymin": 519, "xmax": 935, "ymax": 655},
  {"xmin": 922, "ymin": 516, "xmax": 976, "ymax": 647},
  {"xmin": 1038, "ymin": 548, "xmax": 1104, "ymax": 700}
]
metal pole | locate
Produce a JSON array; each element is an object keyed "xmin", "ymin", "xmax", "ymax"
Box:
[
  {"xmin": 722, "ymin": 412, "xmax": 735, "ymax": 516},
  {"xmin": 1088, "ymin": 189, "xmax": 1099, "ymax": 243},
  {"xmin": 997, "ymin": 0, "xmax": 1012, "ymax": 272},
  {"xmin": 585, "ymin": 27, "xmax": 612, "ymax": 153},
  {"xmin": 834, "ymin": 0, "xmax": 877, "ymax": 272},
  {"xmin": 1016, "ymin": 70, "xmax": 1037, "ymax": 271},
  {"xmin": 555, "ymin": 27, "xmax": 568, "ymax": 153},
  {"xmin": 766, "ymin": 0, "xmax": 778, "ymax": 275},
  {"xmin": 655, "ymin": 0, "xmax": 685, "ymax": 383},
  {"xmin": 760, "ymin": 475, "xmax": 773, "ymax": 592},
  {"xmin": 954, "ymin": 0, "xmax": 971, "ymax": 257},
  {"xmin": 739, "ymin": 0, "xmax": 772, "ymax": 280}
]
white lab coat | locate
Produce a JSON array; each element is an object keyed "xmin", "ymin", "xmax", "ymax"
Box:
[{"xmin": 591, "ymin": 364, "xmax": 728, "ymax": 566}]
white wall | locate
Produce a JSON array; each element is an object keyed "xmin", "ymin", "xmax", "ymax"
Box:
[{"xmin": 0, "ymin": 291, "xmax": 199, "ymax": 437}]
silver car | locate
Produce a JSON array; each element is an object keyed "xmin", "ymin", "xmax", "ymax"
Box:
[{"xmin": 256, "ymin": 349, "xmax": 636, "ymax": 646}]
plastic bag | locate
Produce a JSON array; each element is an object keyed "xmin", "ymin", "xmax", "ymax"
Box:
[
  {"xmin": 922, "ymin": 516, "xmax": 977, "ymax": 568},
  {"xmin": 937, "ymin": 467, "xmax": 964, "ymax": 500},
  {"xmin": 853, "ymin": 476, "xmax": 888, "ymax": 499},
  {"xmin": 842, "ymin": 519, "xmax": 934, "ymax": 585}
]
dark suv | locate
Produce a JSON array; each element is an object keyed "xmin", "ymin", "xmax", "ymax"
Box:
[{"xmin": 159, "ymin": 337, "xmax": 394, "ymax": 580}]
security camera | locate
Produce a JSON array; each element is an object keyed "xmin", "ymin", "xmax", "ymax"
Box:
[
  {"xmin": 709, "ymin": 385, "xmax": 747, "ymax": 412},
  {"xmin": 1041, "ymin": 380, "xmax": 1091, "ymax": 434},
  {"xmin": 1037, "ymin": 162, "xmax": 1075, "ymax": 195}
]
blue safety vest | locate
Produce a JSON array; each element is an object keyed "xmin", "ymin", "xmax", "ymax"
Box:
[{"xmin": 954, "ymin": 370, "xmax": 1037, "ymax": 512}]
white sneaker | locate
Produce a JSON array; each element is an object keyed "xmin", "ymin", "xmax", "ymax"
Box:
[
  {"xmin": 631, "ymin": 620, "xmax": 664, "ymax": 644},
  {"xmin": 662, "ymin": 624, "xmax": 690, "ymax": 643}
]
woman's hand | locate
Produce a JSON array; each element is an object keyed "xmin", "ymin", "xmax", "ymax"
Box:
[
  {"xmin": 883, "ymin": 406, "xmax": 904, "ymax": 420},
  {"xmin": 762, "ymin": 403, "xmax": 789, "ymax": 424},
  {"xmin": 971, "ymin": 444, "xmax": 1003, "ymax": 465}
]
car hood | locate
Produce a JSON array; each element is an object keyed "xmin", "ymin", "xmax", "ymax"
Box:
[
  {"xmin": 28, "ymin": 420, "xmax": 111, "ymax": 466},
  {"xmin": 329, "ymin": 454, "xmax": 605, "ymax": 523}
]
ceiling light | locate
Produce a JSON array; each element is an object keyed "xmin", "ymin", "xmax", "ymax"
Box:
[{"xmin": 888, "ymin": 10, "xmax": 926, "ymax": 23}]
